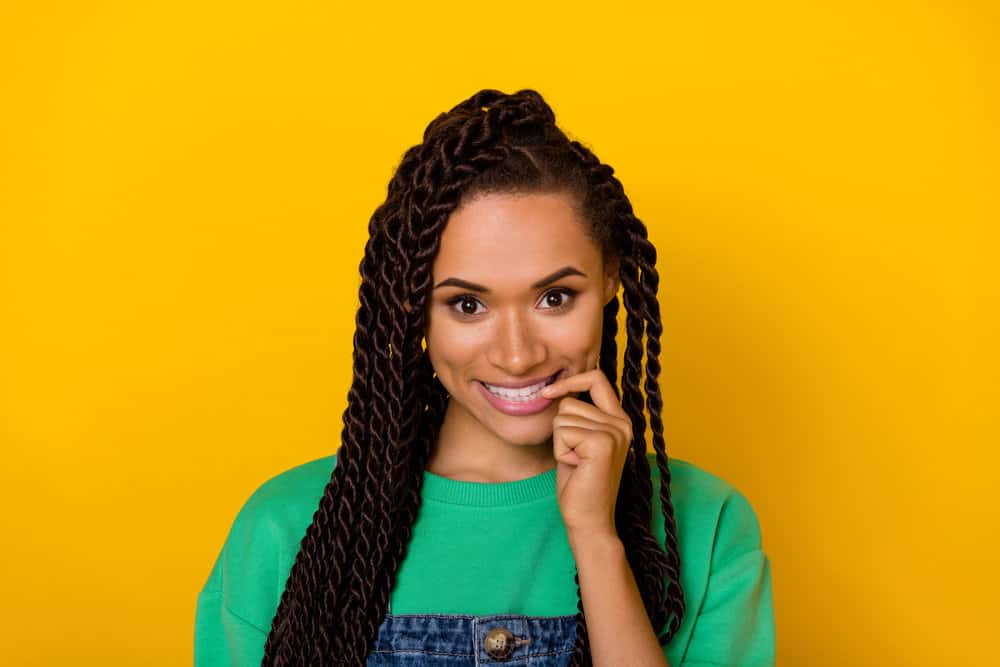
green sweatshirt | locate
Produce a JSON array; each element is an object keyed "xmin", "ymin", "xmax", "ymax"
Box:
[{"xmin": 195, "ymin": 453, "xmax": 775, "ymax": 666}]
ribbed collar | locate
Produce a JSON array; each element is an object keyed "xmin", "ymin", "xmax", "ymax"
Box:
[{"xmin": 420, "ymin": 465, "xmax": 557, "ymax": 507}]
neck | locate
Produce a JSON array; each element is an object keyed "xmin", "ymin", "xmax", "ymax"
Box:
[{"xmin": 425, "ymin": 397, "xmax": 556, "ymax": 483}]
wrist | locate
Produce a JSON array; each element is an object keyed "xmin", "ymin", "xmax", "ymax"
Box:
[{"xmin": 566, "ymin": 527, "xmax": 623, "ymax": 557}]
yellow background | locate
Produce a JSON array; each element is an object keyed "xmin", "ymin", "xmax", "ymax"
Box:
[{"xmin": 1, "ymin": 1, "xmax": 996, "ymax": 665}]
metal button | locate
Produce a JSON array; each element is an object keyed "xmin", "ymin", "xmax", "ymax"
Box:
[{"xmin": 484, "ymin": 626, "xmax": 516, "ymax": 660}]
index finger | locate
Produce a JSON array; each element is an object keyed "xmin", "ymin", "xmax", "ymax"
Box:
[{"xmin": 540, "ymin": 369, "xmax": 626, "ymax": 420}]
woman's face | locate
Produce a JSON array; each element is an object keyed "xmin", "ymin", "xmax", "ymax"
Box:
[{"xmin": 424, "ymin": 190, "xmax": 619, "ymax": 450}]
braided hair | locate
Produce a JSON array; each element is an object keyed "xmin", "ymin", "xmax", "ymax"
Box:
[{"xmin": 261, "ymin": 88, "xmax": 684, "ymax": 666}]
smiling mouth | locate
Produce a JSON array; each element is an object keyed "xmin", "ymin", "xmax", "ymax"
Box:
[{"xmin": 480, "ymin": 370, "xmax": 561, "ymax": 401}]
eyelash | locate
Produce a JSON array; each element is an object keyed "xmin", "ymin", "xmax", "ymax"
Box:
[{"xmin": 446, "ymin": 288, "xmax": 579, "ymax": 318}]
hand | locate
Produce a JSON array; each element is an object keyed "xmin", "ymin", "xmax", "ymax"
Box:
[{"xmin": 540, "ymin": 369, "xmax": 633, "ymax": 541}]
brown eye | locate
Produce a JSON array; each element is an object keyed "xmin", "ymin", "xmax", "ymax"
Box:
[
  {"xmin": 539, "ymin": 288, "xmax": 578, "ymax": 311},
  {"xmin": 448, "ymin": 295, "xmax": 486, "ymax": 316}
]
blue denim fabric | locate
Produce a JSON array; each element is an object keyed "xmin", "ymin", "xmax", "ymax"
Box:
[{"xmin": 366, "ymin": 597, "xmax": 578, "ymax": 666}]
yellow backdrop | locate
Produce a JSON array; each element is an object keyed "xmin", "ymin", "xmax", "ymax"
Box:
[{"xmin": 1, "ymin": 1, "xmax": 996, "ymax": 665}]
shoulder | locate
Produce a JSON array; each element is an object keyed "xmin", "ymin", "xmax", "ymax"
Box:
[
  {"xmin": 228, "ymin": 453, "xmax": 340, "ymax": 550},
  {"xmin": 239, "ymin": 453, "xmax": 338, "ymax": 518},
  {"xmin": 646, "ymin": 452, "xmax": 764, "ymax": 567},
  {"xmin": 646, "ymin": 455, "xmax": 775, "ymax": 664},
  {"xmin": 647, "ymin": 451, "xmax": 751, "ymax": 512},
  {"xmin": 220, "ymin": 453, "xmax": 339, "ymax": 558},
  {"xmin": 203, "ymin": 454, "xmax": 339, "ymax": 629}
]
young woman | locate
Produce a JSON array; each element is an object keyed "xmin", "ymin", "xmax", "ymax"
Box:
[{"xmin": 195, "ymin": 88, "xmax": 775, "ymax": 666}]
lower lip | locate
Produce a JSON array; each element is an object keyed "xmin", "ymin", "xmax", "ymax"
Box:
[{"xmin": 477, "ymin": 373, "xmax": 559, "ymax": 416}]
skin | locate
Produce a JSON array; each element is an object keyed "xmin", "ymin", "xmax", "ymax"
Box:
[
  {"xmin": 423, "ymin": 190, "xmax": 620, "ymax": 484},
  {"xmin": 422, "ymin": 190, "xmax": 670, "ymax": 666}
]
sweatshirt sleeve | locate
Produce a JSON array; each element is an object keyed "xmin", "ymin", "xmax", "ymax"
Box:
[
  {"xmin": 193, "ymin": 455, "xmax": 334, "ymax": 666},
  {"xmin": 680, "ymin": 491, "xmax": 776, "ymax": 667},
  {"xmin": 194, "ymin": 586, "xmax": 268, "ymax": 667},
  {"xmin": 193, "ymin": 490, "xmax": 278, "ymax": 667}
]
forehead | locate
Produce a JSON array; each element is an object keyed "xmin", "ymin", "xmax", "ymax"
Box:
[{"xmin": 433, "ymin": 192, "xmax": 602, "ymax": 281}]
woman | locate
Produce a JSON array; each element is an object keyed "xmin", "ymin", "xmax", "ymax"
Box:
[{"xmin": 195, "ymin": 88, "xmax": 775, "ymax": 666}]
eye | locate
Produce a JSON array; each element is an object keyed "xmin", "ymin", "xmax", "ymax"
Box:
[
  {"xmin": 446, "ymin": 295, "xmax": 487, "ymax": 317},
  {"xmin": 539, "ymin": 288, "xmax": 578, "ymax": 311}
]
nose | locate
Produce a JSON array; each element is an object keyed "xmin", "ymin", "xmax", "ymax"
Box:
[{"xmin": 486, "ymin": 309, "xmax": 547, "ymax": 375}]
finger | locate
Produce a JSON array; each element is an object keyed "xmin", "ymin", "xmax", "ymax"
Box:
[
  {"xmin": 555, "ymin": 446, "xmax": 582, "ymax": 466},
  {"xmin": 553, "ymin": 413, "xmax": 615, "ymax": 433},
  {"xmin": 542, "ymin": 369, "xmax": 627, "ymax": 421},
  {"xmin": 553, "ymin": 424, "xmax": 618, "ymax": 463},
  {"xmin": 555, "ymin": 397, "xmax": 634, "ymax": 443},
  {"xmin": 552, "ymin": 424, "xmax": 588, "ymax": 465}
]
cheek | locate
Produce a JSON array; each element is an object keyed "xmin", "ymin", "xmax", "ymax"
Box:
[
  {"xmin": 425, "ymin": 320, "xmax": 481, "ymax": 377},
  {"xmin": 549, "ymin": 309, "xmax": 605, "ymax": 367}
]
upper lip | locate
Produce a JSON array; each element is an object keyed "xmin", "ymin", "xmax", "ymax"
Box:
[{"xmin": 480, "ymin": 370, "xmax": 561, "ymax": 389}]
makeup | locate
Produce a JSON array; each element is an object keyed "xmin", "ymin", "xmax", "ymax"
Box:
[{"xmin": 476, "ymin": 370, "xmax": 562, "ymax": 416}]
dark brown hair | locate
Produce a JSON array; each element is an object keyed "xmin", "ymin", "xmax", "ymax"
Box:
[{"xmin": 261, "ymin": 88, "xmax": 684, "ymax": 666}]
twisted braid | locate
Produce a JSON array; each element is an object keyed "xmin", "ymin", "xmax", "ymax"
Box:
[
  {"xmin": 568, "ymin": 140, "xmax": 686, "ymax": 646},
  {"xmin": 632, "ymin": 220, "xmax": 686, "ymax": 640},
  {"xmin": 261, "ymin": 88, "xmax": 684, "ymax": 665}
]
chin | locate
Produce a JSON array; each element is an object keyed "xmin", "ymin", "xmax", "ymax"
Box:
[{"xmin": 489, "ymin": 420, "xmax": 555, "ymax": 447}]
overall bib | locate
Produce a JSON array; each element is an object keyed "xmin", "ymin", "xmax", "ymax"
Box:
[{"xmin": 366, "ymin": 596, "xmax": 580, "ymax": 666}]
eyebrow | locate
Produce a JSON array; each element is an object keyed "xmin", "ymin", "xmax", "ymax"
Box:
[{"xmin": 433, "ymin": 266, "xmax": 587, "ymax": 293}]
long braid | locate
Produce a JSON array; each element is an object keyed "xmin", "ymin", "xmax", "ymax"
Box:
[
  {"xmin": 569, "ymin": 139, "xmax": 686, "ymax": 645},
  {"xmin": 611, "ymin": 263, "xmax": 669, "ymax": 627},
  {"xmin": 261, "ymin": 88, "xmax": 684, "ymax": 665},
  {"xmin": 263, "ymin": 161, "xmax": 406, "ymax": 663},
  {"xmin": 346, "ymin": 133, "xmax": 514, "ymax": 661},
  {"xmin": 600, "ymin": 293, "xmax": 659, "ymax": 609},
  {"xmin": 339, "ymin": 171, "xmax": 416, "ymax": 661},
  {"xmin": 325, "ymin": 178, "xmax": 411, "ymax": 660},
  {"xmin": 377, "ymin": 356, "xmax": 448, "ymax": 599},
  {"xmin": 558, "ymin": 139, "xmax": 684, "ymax": 664},
  {"xmin": 629, "ymin": 218, "xmax": 686, "ymax": 639},
  {"xmin": 262, "ymin": 222, "xmax": 380, "ymax": 662},
  {"xmin": 347, "ymin": 138, "xmax": 469, "ymax": 655}
]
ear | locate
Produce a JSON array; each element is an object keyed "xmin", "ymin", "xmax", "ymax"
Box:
[{"xmin": 603, "ymin": 255, "xmax": 621, "ymax": 304}]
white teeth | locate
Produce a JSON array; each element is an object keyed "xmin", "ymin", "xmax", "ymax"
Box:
[{"xmin": 483, "ymin": 374, "xmax": 556, "ymax": 401}]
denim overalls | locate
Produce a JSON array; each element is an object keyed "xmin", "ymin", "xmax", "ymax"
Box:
[{"xmin": 366, "ymin": 596, "xmax": 580, "ymax": 665}]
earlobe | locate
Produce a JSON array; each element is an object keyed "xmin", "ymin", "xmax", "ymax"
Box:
[
  {"xmin": 603, "ymin": 256, "xmax": 621, "ymax": 303},
  {"xmin": 604, "ymin": 275, "xmax": 620, "ymax": 304}
]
